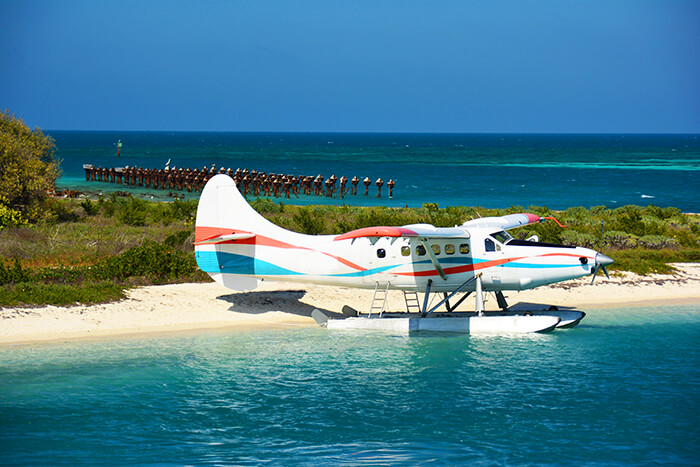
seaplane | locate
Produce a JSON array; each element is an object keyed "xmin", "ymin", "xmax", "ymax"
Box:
[{"xmin": 194, "ymin": 174, "xmax": 613, "ymax": 334}]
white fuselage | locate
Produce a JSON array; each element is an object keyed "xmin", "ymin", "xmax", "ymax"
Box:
[
  {"xmin": 194, "ymin": 174, "xmax": 608, "ymax": 294},
  {"xmin": 195, "ymin": 226, "xmax": 596, "ymax": 292}
]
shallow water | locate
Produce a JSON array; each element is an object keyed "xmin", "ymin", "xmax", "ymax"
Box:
[
  {"xmin": 1, "ymin": 304, "xmax": 699, "ymax": 465},
  {"xmin": 53, "ymin": 132, "xmax": 700, "ymax": 211}
]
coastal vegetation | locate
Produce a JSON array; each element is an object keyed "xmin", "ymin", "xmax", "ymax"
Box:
[
  {"xmin": 0, "ymin": 193, "xmax": 698, "ymax": 307},
  {"xmin": 0, "ymin": 110, "xmax": 61, "ymax": 228}
]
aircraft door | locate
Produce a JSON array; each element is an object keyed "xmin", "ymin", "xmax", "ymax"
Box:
[
  {"xmin": 365, "ymin": 237, "xmax": 398, "ymax": 286},
  {"xmin": 482, "ymin": 235, "xmax": 505, "ymax": 287}
]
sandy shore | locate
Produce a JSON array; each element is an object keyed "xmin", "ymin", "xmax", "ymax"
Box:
[{"xmin": 2, "ymin": 263, "xmax": 699, "ymax": 345}]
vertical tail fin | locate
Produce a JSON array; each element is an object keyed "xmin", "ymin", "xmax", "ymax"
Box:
[
  {"xmin": 195, "ymin": 174, "xmax": 285, "ymax": 241},
  {"xmin": 194, "ymin": 174, "xmax": 270, "ymax": 290}
]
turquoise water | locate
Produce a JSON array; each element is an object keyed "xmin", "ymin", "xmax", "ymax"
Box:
[
  {"xmin": 2, "ymin": 305, "xmax": 699, "ymax": 465},
  {"xmin": 52, "ymin": 132, "xmax": 700, "ymax": 211}
]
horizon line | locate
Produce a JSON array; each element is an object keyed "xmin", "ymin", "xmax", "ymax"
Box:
[{"xmin": 46, "ymin": 129, "xmax": 700, "ymax": 136}]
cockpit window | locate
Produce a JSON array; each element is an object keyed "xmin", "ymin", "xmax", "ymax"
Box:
[{"xmin": 491, "ymin": 230, "xmax": 513, "ymax": 244}]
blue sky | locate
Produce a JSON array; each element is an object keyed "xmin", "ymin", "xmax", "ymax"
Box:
[{"xmin": 1, "ymin": 0, "xmax": 698, "ymax": 132}]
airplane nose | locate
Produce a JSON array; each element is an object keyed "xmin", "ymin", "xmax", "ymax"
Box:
[
  {"xmin": 596, "ymin": 253, "xmax": 614, "ymax": 267},
  {"xmin": 590, "ymin": 252, "xmax": 613, "ymax": 284}
]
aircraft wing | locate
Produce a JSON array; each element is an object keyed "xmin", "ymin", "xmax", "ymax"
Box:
[
  {"xmin": 334, "ymin": 224, "xmax": 468, "ymax": 241},
  {"xmin": 461, "ymin": 213, "xmax": 543, "ymax": 231}
]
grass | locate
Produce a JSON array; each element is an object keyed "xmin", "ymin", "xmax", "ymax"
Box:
[
  {"xmin": 0, "ymin": 196, "xmax": 698, "ymax": 307},
  {"xmin": 0, "ymin": 282, "xmax": 127, "ymax": 307}
]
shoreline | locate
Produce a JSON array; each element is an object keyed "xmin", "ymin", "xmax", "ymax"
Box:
[{"xmin": 2, "ymin": 263, "xmax": 699, "ymax": 346}]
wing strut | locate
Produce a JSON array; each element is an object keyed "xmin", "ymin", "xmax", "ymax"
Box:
[{"xmin": 420, "ymin": 238, "xmax": 447, "ymax": 280}]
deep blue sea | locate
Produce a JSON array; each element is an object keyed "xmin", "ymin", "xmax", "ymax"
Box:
[
  {"xmin": 52, "ymin": 132, "xmax": 700, "ymax": 211},
  {"xmin": 1, "ymin": 304, "xmax": 699, "ymax": 465}
]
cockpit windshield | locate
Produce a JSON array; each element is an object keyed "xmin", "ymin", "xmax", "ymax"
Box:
[{"xmin": 491, "ymin": 230, "xmax": 513, "ymax": 244}]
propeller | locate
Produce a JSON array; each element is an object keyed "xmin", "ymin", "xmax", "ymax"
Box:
[{"xmin": 590, "ymin": 253, "xmax": 613, "ymax": 284}]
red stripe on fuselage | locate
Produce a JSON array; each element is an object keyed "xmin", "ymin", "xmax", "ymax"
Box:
[
  {"xmin": 194, "ymin": 226, "xmax": 366, "ymax": 271},
  {"xmin": 394, "ymin": 256, "xmax": 523, "ymax": 277}
]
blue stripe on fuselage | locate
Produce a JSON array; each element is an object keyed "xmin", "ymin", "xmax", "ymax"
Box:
[{"xmin": 196, "ymin": 250, "xmax": 578, "ymax": 278}]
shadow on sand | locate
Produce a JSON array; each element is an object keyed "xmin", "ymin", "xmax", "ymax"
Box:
[{"xmin": 216, "ymin": 290, "xmax": 344, "ymax": 319}]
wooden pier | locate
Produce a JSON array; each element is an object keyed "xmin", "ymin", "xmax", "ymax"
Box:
[{"xmin": 82, "ymin": 164, "xmax": 395, "ymax": 199}]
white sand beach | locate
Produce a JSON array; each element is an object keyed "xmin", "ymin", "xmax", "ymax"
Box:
[{"xmin": 2, "ymin": 263, "xmax": 699, "ymax": 345}]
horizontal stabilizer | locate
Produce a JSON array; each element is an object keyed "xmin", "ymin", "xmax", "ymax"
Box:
[{"xmin": 193, "ymin": 232, "xmax": 256, "ymax": 245}]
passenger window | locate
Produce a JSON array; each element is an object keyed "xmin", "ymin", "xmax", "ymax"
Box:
[
  {"xmin": 485, "ymin": 238, "xmax": 496, "ymax": 252},
  {"xmin": 377, "ymin": 248, "xmax": 386, "ymax": 258},
  {"xmin": 445, "ymin": 244, "xmax": 455, "ymax": 255},
  {"xmin": 416, "ymin": 245, "xmax": 426, "ymax": 256},
  {"xmin": 432, "ymin": 244, "xmax": 440, "ymax": 255},
  {"xmin": 460, "ymin": 243, "xmax": 470, "ymax": 254},
  {"xmin": 401, "ymin": 245, "xmax": 410, "ymax": 256}
]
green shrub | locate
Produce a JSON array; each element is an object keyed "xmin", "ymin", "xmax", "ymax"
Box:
[
  {"xmin": 80, "ymin": 198, "xmax": 100, "ymax": 216},
  {"xmin": 90, "ymin": 242, "xmax": 196, "ymax": 283},
  {"xmin": 561, "ymin": 230, "xmax": 598, "ymax": 249},
  {"xmin": 0, "ymin": 258, "xmax": 30, "ymax": 285},
  {"xmin": 167, "ymin": 198, "xmax": 197, "ymax": 221},
  {"xmin": 0, "ymin": 201, "xmax": 26, "ymax": 229},
  {"xmin": 251, "ymin": 197, "xmax": 284, "ymax": 214},
  {"xmin": 612, "ymin": 207, "xmax": 646, "ymax": 236},
  {"xmin": 0, "ymin": 110, "xmax": 61, "ymax": 220},
  {"xmin": 671, "ymin": 229, "xmax": 698, "ymax": 248},
  {"xmin": 292, "ymin": 207, "xmax": 326, "ymax": 234},
  {"xmin": 352, "ymin": 207, "xmax": 422, "ymax": 230},
  {"xmin": 643, "ymin": 205, "xmax": 681, "ymax": 220},
  {"xmin": 163, "ymin": 230, "xmax": 192, "ymax": 251},
  {"xmin": 608, "ymin": 248, "xmax": 698, "ymax": 275},
  {"xmin": 32, "ymin": 265, "xmax": 86, "ymax": 284},
  {"xmin": 637, "ymin": 235, "xmax": 679, "ymax": 250},
  {"xmin": 101, "ymin": 194, "xmax": 117, "ymax": 217},
  {"xmin": 118, "ymin": 197, "xmax": 147, "ymax": 226},
  {"xmin": 604, "ymin": 230, "xmax": 637, "ymax": 249},
  {"xmin": 532, "ymin": 220, "xmax": 564, "ymax": 244}
]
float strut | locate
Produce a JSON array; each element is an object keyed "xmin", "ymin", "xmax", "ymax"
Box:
[
  {"xmin": 448, "ymin": 291, "xmax": 472, "ymax": 311},
  {"xmin": 421, "ymin": 279, "xmax": 433, "ymax": 317},
  {"xmin": 495, "ymin": 291, "xmax": 509, "ymax": 310},
  {"xmin": 425, "ymin": 274, "xmax": 481, "ymax": 316},
  {"xmin": 475, "ymin": 274, "xmax": 485, "ymax": 316}
]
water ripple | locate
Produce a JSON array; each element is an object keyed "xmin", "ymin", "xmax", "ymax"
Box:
[{"xmin": 1, "ymin": 305, "xmax": 699, "ymax": 465}]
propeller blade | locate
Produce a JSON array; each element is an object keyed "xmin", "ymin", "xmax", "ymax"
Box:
[
  {"xmin": 590, "ymin": 253, "xmax": 613, "ymax": 285},
  {"xmin": 591, "ymin": 266, "xmax": 599, "ymax": 285}
]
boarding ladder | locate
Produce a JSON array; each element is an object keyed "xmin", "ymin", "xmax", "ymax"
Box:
[
  {"xmin": 403, "ymin": 290, "xmax": 422, "ymax": 314},
  {"xmin": 369, "ymin": 282, "xmax": 390, "ymax": 317}
]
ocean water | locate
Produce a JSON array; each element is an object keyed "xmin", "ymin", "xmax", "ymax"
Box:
[
  {"xmin": 52, "ymin": 132, "xmax": 700, "ymax": 211},
  {"xmin": 2, "ymin": 305, "xmax": 699, "ymax": 465}
]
